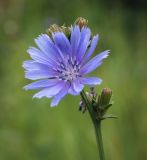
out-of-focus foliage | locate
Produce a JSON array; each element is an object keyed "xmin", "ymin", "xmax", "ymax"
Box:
[{"xmin": 0, "ymin": 0, "xmax": 147, "ymax": 159}]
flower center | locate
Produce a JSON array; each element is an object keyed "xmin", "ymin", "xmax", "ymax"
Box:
[
  {"xmin": 62, "ymin": 67, "xmax": 79, "ymax": 81},
  {"xmin": 57, "ymin": 57, "xmax": 81, "ymax": 81}
]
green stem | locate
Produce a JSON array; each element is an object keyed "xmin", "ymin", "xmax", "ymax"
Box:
[
  {"xmin": 80, "ymin": 90, "xmax": 105, "ymax": 160},
  {"xmin": 94, "ymin": 121, "xmax": 105, "ymax": 160}
]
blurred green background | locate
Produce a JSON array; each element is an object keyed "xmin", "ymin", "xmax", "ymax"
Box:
[{"xmin": 0, "ymin": 0, "xmax": 147, "ymax": 159}]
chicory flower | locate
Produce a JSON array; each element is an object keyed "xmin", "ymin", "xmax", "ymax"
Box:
[{"xmin": 23, "ymin": 25, "xmax": 109, "ymax": 106}]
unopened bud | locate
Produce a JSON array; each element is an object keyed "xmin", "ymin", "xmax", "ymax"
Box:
[
  {"xmin": 61, "ymin": 25, "xmax": 71, "ymax": 38},
  {"xmin": 46, "ymin": 24, "xmax": 62, "ymax": 35},
  {"xmin": 99, "ymin": 88, "xmax": 112, "ymax": 107},
  {"xmin": 75, "ymin": 17, "xmax": 88, "ymax": 28},
  {"xmin": 46, "ymin": 24, "xmax": 71, "ymax": 38}
]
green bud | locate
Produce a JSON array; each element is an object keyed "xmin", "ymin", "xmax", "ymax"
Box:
[
  {"xmin": 99, "ymin": 88, "xmax": 112, "ymax": 108},
  {"xmin": 74, "ymin": 17, "xmax": 88, "ymax": 28}
]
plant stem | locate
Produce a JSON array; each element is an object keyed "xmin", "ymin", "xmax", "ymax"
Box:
[
  {"xmin": 93, "ymin": 120, "xmax": 105, "ymax": 160},
  {"xmin": 80, "ymin": 90, "xmax": 105, "ymax": 160}
]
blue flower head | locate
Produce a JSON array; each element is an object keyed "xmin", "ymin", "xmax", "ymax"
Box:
[{"xmin": 23, "ymin": 21, "xmax": 110, "ymax": 107}]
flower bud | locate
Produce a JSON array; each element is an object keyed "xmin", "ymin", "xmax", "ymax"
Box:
[
  {"xmin": 99, "ymin": 88, "xmax": 112, "ymax": 108},
  {"xmin": 46, "ymin": 24, "xmax": 71, "ymax": 38},
  {"xmin": 46, "ymin": 24, "xmax": 62, "ymax": 35},
  {"xmin": 75, "ymin": 17, "xmax": 88, "ymax": 28},
  {"xmin": 61, "ymin": 25, "xmax": 71, "ymax": 38}
]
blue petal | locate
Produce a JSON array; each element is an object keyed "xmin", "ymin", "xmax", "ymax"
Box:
[
  {"xmin": 25, "ymin": 70, "xmax": 57, "ymax": 80},
  {"xmin": 23, "ymin": 60, "xmax": 36, "ymax": 70},
  {"xmin": 23, "ymin": 79, "xmax": 59, "ymax": 90},
  {"xmin": 23, "ymin": 60, "xmax": 57, "ymax": 71},
  {"xmin": 72, "ymin": 79, "xmax": 84, "ymax": 93},
  {"xmin": 68, "ymin": 83, "xmax": 80, "ymax": 95},
  {"xmin": 81, "ymin": 35, "xmax": 99, "ymax": 65},
  {"xmin": 70, "ymin": 25, "xmax": 81, "ymax": 56},
  {"xmin": 51, "ymin": 82, "xmax": 70, "ymax": 107},
  {"xmin": 80, "ymin": 50, "xmax": 110, "ymax": 75},
  {"xmin": 80, "ymin": 77, "xmax": 102, "ymax": 85},
  {"xmin": 35, "ymin": 34, "xmax": 59, "ymax": 61},
  {"xmin": 27, "ymin": 47, "xmax": 56, "ymax": 67},
  {"xmin": 33, "ymin": 81, "xmax": 65, "ymax": 98},
  {"xmin": 76, "ymin": 27, "xmax": 91, "ymax": 62},
  {"xmin": 52, "ymin": 32, "xmax": 71, "ymax": 56}
]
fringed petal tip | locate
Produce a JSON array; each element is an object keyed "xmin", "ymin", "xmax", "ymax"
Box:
[
  {"xmin": 50, "ymin": 100, "xmax": 58, "ymax": 107},
  {"xmin": 105, "ymin": 50, "xmax": 110, "ymax": 57},
  {"xmin": 23, "ymin": 85, "xmax": 29, "ymax": 91},
  {"xmin": 32, "ymin": 93, "xmax": 52, "ymax": 99}
]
